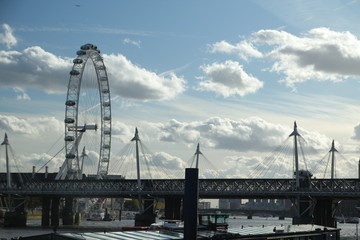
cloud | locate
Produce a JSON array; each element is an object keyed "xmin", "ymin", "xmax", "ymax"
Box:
[
  {"xmin": 196, "ymin": 60, "xmax": 263, "ymax": 97},
  {"xmin": 352, "ymin": 123, "xmax": 360, "ymax": 140},
  {"xmin": 103, "ymin": 53, "xmax": 186, "ymax": 100},
  {"xmin": 157, "ymin": 117, "xmax": 331, "ymax": 154},
  {"xmin": 217, "ymin": 155, "xmax": 280, "ymax": 178},
  {"xmin": 123, "ymin": 38, "xmax": 141, "ymax": 48},
  {"xmin": 10, "ymin": 153, "xmax": 65, "ymax": 173},
  {"xmin": 111, "ymin": 120, "xmax": 134, "ymax": 143},
  {"xmin": 0, "ymin": 46, "xmax": 72, "ymax": 94},
  {"xmin": 108, "ymin": 150, "xmax": 186, "ymax": 179},
  {"xmin": 151, "ymin": 151, "xmax": 186, "ymax": 171},
  {"xmin": 0, "ymin": 24, "xmax": 17, "ymax": 49},
  {"xmin": 211, "ymin": 28, "xmax": 360, "ymax": 88},
  {"xmin": 209, "ymin": 40, "xmax": 263, "ymax": 60},
  {"xmin": 0, "ymin": 115, "xmax": 338, "ymax": 178},
  {"xmin": 13, "ymin": 87, "xmax": 31, "ymax": 101},
  {"xmin": 0, "ymin": 114, "xmax": 63, "ymax": 137},
  {"xmin": 255, "ymin": 28, "xmax": 360, "ymax": 88},
  {"xmin": 0, "ymin": 46, "xmax": 186, "ymax": 100}
]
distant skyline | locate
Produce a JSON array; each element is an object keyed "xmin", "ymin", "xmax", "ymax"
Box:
[{"xmin": 1, "ymin": 0, "xmax": 360, "ymax": 179}]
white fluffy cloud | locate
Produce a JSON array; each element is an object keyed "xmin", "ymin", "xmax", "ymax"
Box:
[
  {"xmin": 0, "ymin": 25, "xmax": 185, "ymax": 100},
  {"xmin": 197, "ymin": 60, "xmax": 263, "ymax": 97},
  {"xmin": 216, "ymin": 155, "xmax": 291, "ymax": 179},
  {"xmin": 211, "ymin": 28, "xmax": 360, "ymax": 88},
  {"xmin": 103, "ymin": 54, "xmax": 186, "ymax": 100},
  {"xmin": 158, "ymin": 117, "xmax": 331, "ymax": 154},
  {"xmin": 0, "ymin": 115, "xmax": 339, "ymax": 178},
  {"xmin": 209, "ymin": 40, "xmax": 263, "ymax": 60},
  {"xmin": 352, "ymin": 123, "xmax": 360, "ymax": 141},
  {"xmin": 0, "ymin": 46, "xmax": 186, "ymax": 100},
  {"xmin": 10, "ymin": 153, "xmax": 65, "ymax": 173},
  {"xmin": 0, "ymin": 46, "xmax": 72, "ymax": 94},
  {"xmin": 0, "ymin": 24, "xmax": 17, "ymax": 49},
  {"xmin": 111, "ymin": 120, "xmax": 134, "ymax": 143},
  {"xmin": 0, "ymin": 114, "xmax": 63, "ymax": 137},
  {"xmin": 151, "ymin": 151, "xmax": 186, "ymax": 170},
  {"xmin": 108, "ymin": 150, "xmax": 186, "ymax": 179}
]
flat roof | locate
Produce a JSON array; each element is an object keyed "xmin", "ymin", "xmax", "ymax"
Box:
[
  {"xmin": 226, "ymin": 224, "xmax": 339, "ymax": 239},
  {"xmin": 20, "ymin": 224, "xmax": 340, "ymax": 240},
  {"xmin": 57, "ymin": 230, "xmax": 183, "ymax": 240}
]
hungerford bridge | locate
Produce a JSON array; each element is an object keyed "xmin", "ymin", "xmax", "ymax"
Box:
[{"xmin": 1, "ymin": 44, "xmax": 360, "ymax": 229}]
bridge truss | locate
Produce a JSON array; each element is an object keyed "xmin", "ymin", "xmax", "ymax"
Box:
[{"xmin": 2, "ymin": 178, "xmax": 360, "ymax": 199}]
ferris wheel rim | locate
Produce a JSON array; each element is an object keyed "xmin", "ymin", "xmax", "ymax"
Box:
[{"xmin": 63, "ymin": 43, "xmax": 111, "ymax": 179}]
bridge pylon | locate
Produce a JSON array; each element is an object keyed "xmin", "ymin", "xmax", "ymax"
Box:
[
  {"xmin": 289, "ymin": 126, "xmax": 339, "ymax": 228},
  {"xmin": 0, "ymin": 133, "xmax": 27, "ymax": 227},
  {"xmin": 130, "ymin": 128, "xmax": 156, "ymax": 227}
]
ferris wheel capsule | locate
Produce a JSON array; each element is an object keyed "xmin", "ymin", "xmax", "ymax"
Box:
[
  {"xmin": 76, "ymin": 50, "xmax": 86, "ymax": 56},
  {"xmin": 73, "ymin": 58, "xmax": 83, "ymax": 64}
]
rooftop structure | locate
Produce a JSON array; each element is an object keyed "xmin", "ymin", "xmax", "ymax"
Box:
[{"xmin": 17, "ymin": 224, "xmax": 340, "ymax": 240}]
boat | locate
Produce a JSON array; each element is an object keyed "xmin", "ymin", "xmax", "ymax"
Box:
[
  {"xmin": 149, "ymin": 219, "xmax": 184, "ymax": 231},
  {"xmin": 198, "ymin": 213, "xmax": 229, "ymax": 231},
  {"xmin": 86, "ymin": 210, "xmax": 105, "ymax": 221}
]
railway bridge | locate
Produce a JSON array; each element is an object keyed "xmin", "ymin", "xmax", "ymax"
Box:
[{"xmin": 1, "ymin": 174, "xmax": 360, "ymax": 228}]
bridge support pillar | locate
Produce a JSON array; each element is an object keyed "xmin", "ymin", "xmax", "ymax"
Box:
[
  {"xmin": 144, "ymin": 199, "xmax": 154, "ymax": 216},
  {"xmin": 293, "ymin": 172, "xmax": 315, "ymax": 225},
  {"xmin": 4, "ymin": 196, "xmax": 27, "ymax": 227},
  {"xmin": 135, "ymin": 199, "xmax": 156, "ymax": 227},
  {"xmin": 51, "ymin": 196, "xmax": 60, "ymax": 227},
  {"xmin": 313, "ymin": 198, "xmax": 337, "ymax": 228},
  {"xmin": 134, "ymin": 212, "xmax": 156, "ymax": 227},
  {"xmin": 173, "ymin": 197, "xmax": 182, "ymax": 219},
  {"xmin": 62, "ymin": 197, "xmax": 74, "ymax": 225},
  {"xmin": 292, "ymin": 196, "xmax": 313, "ymax": 225},
  {"xmin": 165, "ymin": 197, "xmax": 182, "ymax": 220},
  {"xmin": 41, "ymin": 197, "xmax": 51, "ymax": 226}
]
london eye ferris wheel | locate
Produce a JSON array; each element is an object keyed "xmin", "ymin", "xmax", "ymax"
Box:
[{"xmin": 56, "ymin": 43, "xmax": 111, "ymax": 180}]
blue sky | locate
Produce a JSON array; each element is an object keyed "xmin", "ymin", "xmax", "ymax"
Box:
[{"xmin": 1, "ymin": 0, "xmax": 360, "ymax": 180}]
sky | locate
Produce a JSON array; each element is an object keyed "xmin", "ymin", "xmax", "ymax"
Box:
[{"xmin": 1, "ymin": 0, "xmax": 360, "ymax": 180}]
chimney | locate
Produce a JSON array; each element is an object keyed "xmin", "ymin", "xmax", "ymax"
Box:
[{"xmin": 45, "ymin": 166, "xmax": 48, "ymax": 179}]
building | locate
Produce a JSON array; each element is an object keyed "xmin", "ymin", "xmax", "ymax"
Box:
[
  {"xmin": 199, "ymin": 201, "xmax": 211, "ymax": 209},
  {"xmin": 219, "ymin": 199, "xmax": 230, "ymax": 209}
]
